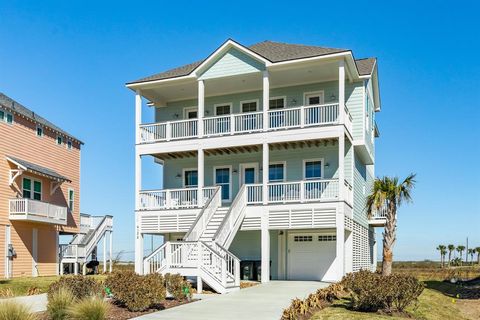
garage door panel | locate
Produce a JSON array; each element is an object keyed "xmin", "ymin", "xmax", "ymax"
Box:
[{"xmin": 288, "ymin": 233, "xmax": 336, "ymax": 281}]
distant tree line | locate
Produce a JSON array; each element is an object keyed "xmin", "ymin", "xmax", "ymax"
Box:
[{"xmin": 436, "ymin": 244, "xmax": 480, "ymax": 267}]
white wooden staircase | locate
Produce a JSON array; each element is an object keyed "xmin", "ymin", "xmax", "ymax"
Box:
[
  {"xmin": 143, "ymin": 186, "xmax": 248, "ymax": 293},
  {"xmin": 59, "ymin": 214, "xmax": 113, "ymax": 274}
]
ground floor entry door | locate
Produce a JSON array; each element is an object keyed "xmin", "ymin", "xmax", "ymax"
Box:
[
  {"xmin": 240, "ymin": 163, "xmax": 258, "ymax": 186},
  {"xmin": 287, "ymin": 232, "xmax": 336, "ymax": 281}
]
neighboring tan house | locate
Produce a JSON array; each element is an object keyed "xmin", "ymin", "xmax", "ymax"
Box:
[
  {"xmin": 127, "ymin": 39, "xmax": 384, "ymax": 293},
  {"xmin": 0, "ymin": 93, "xmax": 113, "ymax": 278}
]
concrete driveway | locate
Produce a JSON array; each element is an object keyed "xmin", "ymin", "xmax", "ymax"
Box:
[{"xmin": 135, "ymin": 281, "xmax": 328, "ymax": 320}]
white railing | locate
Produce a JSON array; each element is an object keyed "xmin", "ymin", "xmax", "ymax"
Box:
[
  {"xmin": 139, "ymin": 103, "xmax": 349, "ymax": 143},
  {"xmin": 9, "ymin": 198, "xmax": 67, "ymax": 224},
  {"xmin": 246, "ymin": 184, "xmax": 263, "ymax": 204},
  {"xmin": 144, "ymin": 241, "xmax": 240, "ymax": 291},
  {"xmin": 344, "ymin": 180, "xmax": 353, "ymax": 205},
  {"xmin": 371, "ymin": 201, "xmax": 388, "ymax": 220},
  {"xmin": 60, "ymin": 215, "xmax": 113, "ymax": 260},
  {"xmin": 138, "ymin": 187, "xmax": 217, "ymax": 210},
  {"xmin": 233, "ymin": 112, "xmax": 263, "ymax": 133},
  {"xmin": 184, "ymin": 187, "xmax": 221, "ymax": 241},
  {"xmin": 267, "ymin": 179, "xmax": 339, "ymax": 203},
  {"xmin": 214, "ymin": 185, "xmax": 247, "ymax": 248},
  {"xmin": 344, "ymin": 105, "xmax": 353, "ymax": 134}
]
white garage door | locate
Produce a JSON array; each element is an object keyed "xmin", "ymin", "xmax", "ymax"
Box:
[{"xmin": 287, "ymin": 233, "xmax": 336, "ymax": 281}]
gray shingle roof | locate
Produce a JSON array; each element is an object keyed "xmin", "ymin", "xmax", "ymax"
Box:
[
  {"xmin": 0, "ymin": 93, "xmax": 83, "ymax": 144},
  {"xmin": 355, "ymin": 57, "xmax": 377, "ymax": 76},
  {"xmin": 128, "ymin": 40, "xmax": 376, "ymax": 84},
  {"xmin": 6, "ymin": 156, "xmax": 71, "ymax": 182}
]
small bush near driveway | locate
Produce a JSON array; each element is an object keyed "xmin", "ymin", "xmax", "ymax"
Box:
[{"xmin": 48, "ymin": 276, "xmax": 103, "ymax": 300}]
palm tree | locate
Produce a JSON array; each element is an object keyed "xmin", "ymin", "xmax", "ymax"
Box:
[
  {"xmin": 475, "ymin": 247, "xmax": 480, "ymax": 265},
  {"xmin": 437, "ymin": 245, "xmax": 447, "ymax": 267},
  {"xmin": 366, "ymin": 174, "xmax": 416, "ymax": 276},
  {"xmin": 468, "ymin": 249, "xmax": 475, "ymax": 265},
  {"xmin": 447, "ymin": 244, "xmax": 455, "ymax": 266},
  {"xmin": 456, "ymin": 245, "xmax": 466, "ymax": 265}
]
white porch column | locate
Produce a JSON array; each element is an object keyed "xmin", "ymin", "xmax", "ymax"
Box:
[
  {"xmin": 262, "ymin": 71, "xmax": 269, "ymax": 131},
  {"xmin": 336, "ymin": 208, "xmax": 345, "ymax": 280},
  {"xmin": 198, "ymin": 148, "xmax": 205, "ymax": 206},
  {"xmin": 109, "ymin": 231, "xmax": 113, "ymax": 273},
  {"xmin": 134, "ymin": 150, "xmax": 144, "ymax": 274},
  {"xmin": 103, "ymin": 234, "xmax": 107, "ymax": 273},
  {"xmin": 261, "ymin": 213, "xmax": 270, "ymax": 283},
  {"xmin": 135, "ymin": 90, "xmax": 142, "ymax": 144},
  {"xmin": 262, "ymin": 143, "xmax": 269, "ymax": 205},
  {"xmin": 338, "ymin": 134, "xmax": 345, "ymax": 201},
  {"xmin": 338, "ymin": 60, "xmax": 345, "ymax": 125},
  {"xmin": 198, "ymin": 80, "xmax": 205, "ymax": 137}
]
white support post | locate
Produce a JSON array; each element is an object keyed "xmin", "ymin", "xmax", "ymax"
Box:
[
  {"xmin": 135, "ymin": 90, "xmax": 142, "ymax": 144},
  {"xmin": 338, "ymin": 135, "xmax": 345, "ymax": 202},
  {"xmin": 74, "ymin": 263, "xmax": 78, "ymax": 275},
  {"xmin": 103, "ymin": 235, "xmax": 107, "ymax": 273},
  {"xmin": 135, "ymin": 150, "xmax": 144, "ymax": 274},
  {"xmin": 262, "ymin": 143, "xmax": 269, "ymax": 205},
  {"xmin": 345, "ymin": 230, "xmax": 353, "ymax": 274},
  {"xmin": 82, "ymin": 263, "xmax": 87, "ymax": 276},
  {"xmin": 261, "ymin": 213, "xmax": 270, "ymax": 283},
  {"xmin": 262, "ymin": 71, "xmax": 269, "ymax": 131},
  {"xmin": 336, "ymin": 208, "xmax": 345, "ymax": 280},
  {"xmin": 198, "ymin": 80, "xmax": 205, "ymax": 138},
  {"xmin": 109, "ymin": 231, "xmax": 113, "ymax": 273},
  {"xmin": 198, "ymin": 149, "xmax": 204, "ymax": 207},
  {"xmin": 197, "ymin": 242, "xmax": 203, "ymax": 293},
  {"xmin": 338, "ymin": 60, "xmax": 345, "ymax": 125}
]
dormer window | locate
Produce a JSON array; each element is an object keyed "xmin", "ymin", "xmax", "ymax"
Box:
[
  {"xmin": 57, "ymin": 136, "xmax": 63, "ymax": 145},
  {"xmin": 0, "ymin": 109, "xmax": 13, "ymax": 124},
  {"xmin": 67, "ymin": 140, "xmax": 72, "ymax": 150}
]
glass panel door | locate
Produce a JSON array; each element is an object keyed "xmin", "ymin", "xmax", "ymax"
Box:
[{"xmin": 215, "ymin": 167, "xmax": 231, "ymax": 201}]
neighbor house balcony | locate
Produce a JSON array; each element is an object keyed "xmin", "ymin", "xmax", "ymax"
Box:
[
  {"xmin": 9, "ymin": 198, "xmax": 67, "ymax": 225},
  {"xmin": 368, "ymin": 202, "xmax": 388, "ymax": 227},
  {"xmin": 138, "ymin": 103, "xmax": 352, "ymax": 144},
  {"xmin": 137, "ymin": 179, "xmax": 351, "ymax": 211}
]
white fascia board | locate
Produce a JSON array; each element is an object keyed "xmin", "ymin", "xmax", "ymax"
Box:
[{"xmin": 126, "ymin": 74, "xmax": 197, "ymax": 91}]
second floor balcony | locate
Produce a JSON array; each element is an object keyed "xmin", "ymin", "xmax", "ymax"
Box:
[
  {"xmin": 9, "ymin": 198, "xmax": 67, "ymax": 225},
  {"xmin": 139, "ymin": 103, "xmax": 352, "ymax": 144}
]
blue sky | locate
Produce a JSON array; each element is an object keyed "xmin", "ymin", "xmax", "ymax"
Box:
[{"xmin": 1, "ymin": 1, "xmax": 479, "ymax": 261}]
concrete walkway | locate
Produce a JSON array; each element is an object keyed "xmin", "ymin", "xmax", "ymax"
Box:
[
  {"xmin": 135, "ymin": 281, "xmax": 328, "ymax": 320},
  {"xmin": 2, "ymin": 293, "xmax": 47, "ymax": 312}
]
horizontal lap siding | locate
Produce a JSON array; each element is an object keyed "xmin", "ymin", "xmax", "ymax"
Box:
[
  {"xmin": 0, "ymin": 114, "xmax": 81, "ymax": 278},
  {"xmin": 346, "ymin": 82, "xmax": 364, "ymax": 140},
  {"xmin": 353, "ymin": 156, "xmax": 368, "ymax": 227}
]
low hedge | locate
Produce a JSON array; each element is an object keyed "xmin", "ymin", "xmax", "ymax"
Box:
[
  {"xmin": 341, "ymin": 270, "xmax": 424, "ymax": 313},
  {"xmin": 164, "ymin": 273, "xmax": 192, "ymax": 300},
  {"xmin": 48, "ymin": 276, "xmax": 103, "ymax": 301}
]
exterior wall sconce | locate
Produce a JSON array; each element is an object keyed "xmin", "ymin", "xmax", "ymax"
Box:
[
  {"xmin": 290, "ymin": 99, "xmax": 297, "ymax": 105},
  {"xmin": 330, "ymin": 94, "xmax": 336, "ymax": 101},
  {"xmin": 325, "ymin": 163, "xmax": 330, "ymax": 168},
  {"xmin": 173, "ymin": 113, "xmax": 179, "ymax": 118},
  {"xmin": 233, "ymin": 169, "xmax": 238, "ymax": 174},
  {"xmin": 175, "ymin": 174, "xmax": 181, "ymax": 179}
]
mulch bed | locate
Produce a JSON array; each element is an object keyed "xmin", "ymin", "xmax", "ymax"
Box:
[{"xmin": 37, "ymin": 298, "xmax": 196, "ymax": 320}]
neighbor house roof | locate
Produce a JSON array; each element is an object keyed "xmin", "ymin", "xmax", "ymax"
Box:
[
  {"xmin": 6, "ymin": 156, "xmax": 71, "ymax": 182},
  {"xmin": 0, "ymin": 93, "xmax": 83, "ymax": 144},
  {"xmin": 128, "ymin": 40, "xmax": 376, "ymax": 84}
]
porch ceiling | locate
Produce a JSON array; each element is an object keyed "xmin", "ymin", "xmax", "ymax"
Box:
[{"xmin": 151, "ymin": 138, "xmax": 338, "ymax": 161}]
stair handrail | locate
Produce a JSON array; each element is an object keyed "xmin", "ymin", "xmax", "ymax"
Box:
[
  {"xmin": 212, "ymin": 242, "xmax": 241, "ymax": 285},
  {"xmin": 184, "ymin": 186, "xmax": 221, "ymax": 241},
  {"xmin": 213, "ymin": 184, "xmax": 247, "ymax": 248},
  {"xmin": 83, "ymin": 215, "xmax": 113, "ymax": 258},
  {"xmin": 143, "ymin": 242, "xmax": 169, "ymax": 274}
]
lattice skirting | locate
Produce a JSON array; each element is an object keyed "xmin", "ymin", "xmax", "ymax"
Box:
[{"xmin": 352, "ymin": 221, "xmax": 375, "ymax": 272}]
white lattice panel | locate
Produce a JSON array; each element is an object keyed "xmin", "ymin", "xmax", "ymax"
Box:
[
  {"xmin": 352, "ymin": 221, "xmax": 374, "ymax": 272},
  {"xmin": 140, "ymin": 213, "xmax": 196, "ymax": 233},
  {"xmin": 267, "ymin": 208, "xmax": 336, "ymax": 230}
]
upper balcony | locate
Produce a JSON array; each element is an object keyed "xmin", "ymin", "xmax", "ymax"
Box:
[
  {"xmin": 9, "ymin": 198, "xmax": 67, "ymax": 225},
  {"xmin": 139, "ymin": 103, "xmax": 353, "ymax": 144}
]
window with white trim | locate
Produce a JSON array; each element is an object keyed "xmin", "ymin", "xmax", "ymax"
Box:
[
  {"xmin": 67, "ymin": 140, "xmax": 72, "ymax": 150},
  {"xmin": 269, "ymin": 97, "xmax": 285, "ymax": 110},
  {"xmin": 215, "ymin": 104, "xmax": 231, "ymax": 116},
  {"xmin": 269, "ymin": 163, "xmax": 285, "ymax": 182},
  {"xmin": 68, "ymin": 189, "xmax": 75, "ymax": 211},
  {"xmin": 304, "ymin": 160, "xmax": 322, "ymax": 180},
  {"xmin": 57, "ymin": 136, "xmax": 63, "ymax": 145},
  {"xmin": 23, "ymin": 178, "xmax": 42, "ymax": 201},
  {"xmin": 305, "ymin": 92, "xmax": 324, "ymax": 106},
  {"xmin": 241, "ymin": 101, "xmax": 257, "ymax": 113},
  {"xmin": 184, "ymin": 170, "xmax": 198, "ymax": 188},
  {"xmin": 215, "ymin": 167, "xmax": 231, "ymax": 201},
  {"xmin": 318, "ymin": 235, "xmax": 336, "ymax": 241},
  {"xmin": 0, "ymin": 109, "xmax": 13, "ymax": 124}
]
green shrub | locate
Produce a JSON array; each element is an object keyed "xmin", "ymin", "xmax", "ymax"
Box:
[
  {"xmin": 48, "ymin": 276, "xmax": 103, "ymax": 300},
  {"xmin": 67, "ymin": 296, "xmax": 109, "ymax": 320},
  {"xmin": 105, "ymin": 271, "xmax": 166, "ymax": 312},
  {"xmin": 165, "ymin": 273, "xmax": 192, "ymax": 300},
  {"xmin": 341, "ymin": 270, "xmax": 424, "ymax": 313},
  {"xmin": 0, "ymin": 300, "xmax": 37, "ymax": 320},
  {"xmin": 47, "ymin": 287, "xmax": 75, "ymax": 320}
]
